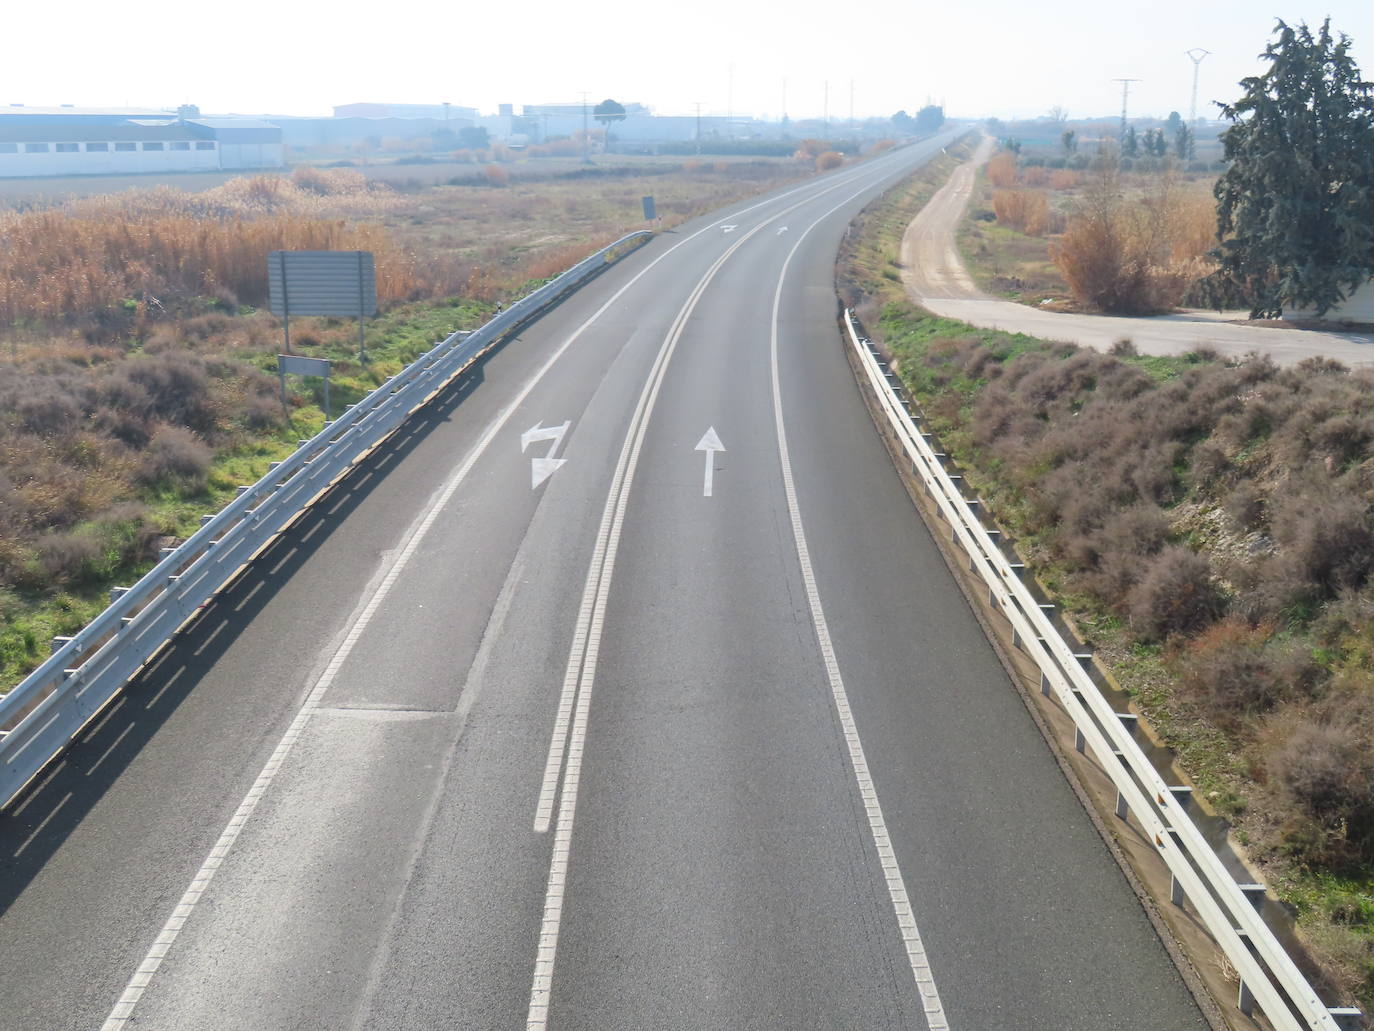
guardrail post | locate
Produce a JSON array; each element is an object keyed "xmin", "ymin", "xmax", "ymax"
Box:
[
  {"xmin": 1329, "ymin": 1007, "xmax": 1363, "ymax": 1030},
  {"xmin": 109, "ymin": 586, "xmax": 129, "ymax": 604},
  {"xmin": 50, "ymin": 636, "xmax": 74, "ymax": 655},
  {"xmin": 1168, "ymin": 785, "xmax": 1193, "ymax": 811},
  {"xmin": 1040, "ymin": 671, "xmax": 1052, "ymax": 697},
  {"xmin": 1238, "ymin": 979, "xmax": 1256, "ymax": 1017},
  {"xmin": 1116, "ymin": 713, "xmax": 1138, "ymax": 738},
  {"xmin": 1238, "ymin": 883, "xmax": 1266, "ymax": 911}
]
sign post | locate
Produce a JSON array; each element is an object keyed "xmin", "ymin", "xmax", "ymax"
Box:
[{"xmin": 268, "ymin": 250, "xmax": 378, "ymax": 364}]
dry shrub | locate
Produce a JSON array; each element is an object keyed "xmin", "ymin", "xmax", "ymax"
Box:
[
  {"xmin": 1266, "ymin": 689, "xmax": 1374, "ymax": 866},
  {"xmin": 682, "ymin": 159, "xmax": 703, "ymax": 173},
  {"xmin": 1271, "ymin": 490, "xmax": 1374, "ymax": 605},
  {"xmin": 868, "ymin": 139, "xmax": 895, "ymax": 155},
  {"xmin": 1127, "ymin": 544, "xmax": 1222, "ymax": 641},
  {"xmin": 31, "ymin": 502, "xmax": 157, "ymax": 589},
  {"xmin": 1049, "ymin": 169, "xmax": 1080, "ymax": 190},
  {"xmin": 1021, "ymin": 166, "xmax": 1049, "ymax": 187},
  {"xmin": 137, "ymin": 425, "xmax": 212, "ymax": 489},
  {"xmin": 992, "ymin": 189, "xmax": 1050, "ymax": 235},
  {"xmin": 1173, "ymin": 618, "xmax": 1323, "ymax": 725},
  {"xmin": 986, "ymin": 151, "xmax": 1018, "ymax": 188},
  {"xmin": 1167, "ymin": 190, "xmax": 1218, "ymax": 263},
  {"xmin": 484, "ymin": 164, "xmax": 510, "ymax": 187},
  {"xmin": 815, "ymin": 151, "xmax": 844, "ymax": 172},
  {"xmin": 713, "ymin": 160, "xmax": 730, "ymax": 173},
  {"xmin": 796, "ymin": 138, "xmax": 828, "ymax": 158},
  {"xmin": 1050, "ymin": 158, "xmax": 1212, "ymax": 314}
]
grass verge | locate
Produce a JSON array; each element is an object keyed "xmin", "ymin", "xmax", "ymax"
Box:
[{"xmin": 839, "ymin": 140, "xmax": 1374, "ymax": 1014}]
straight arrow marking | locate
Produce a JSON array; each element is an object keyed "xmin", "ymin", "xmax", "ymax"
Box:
[{"xmin": 695, "ymin": 426, "xmax": 726, "ymax": 497}]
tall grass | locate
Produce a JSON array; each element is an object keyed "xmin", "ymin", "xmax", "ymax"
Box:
[{"xmin": 0, "ymin": 181, "xmax": 424, "ymax": 327}]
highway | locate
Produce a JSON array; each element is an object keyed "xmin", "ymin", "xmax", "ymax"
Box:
[{"xmin": 0, "ymin": 136, "xmax": 1206, "ymax": 1030}]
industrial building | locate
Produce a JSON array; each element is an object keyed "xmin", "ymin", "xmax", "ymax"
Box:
[{"xmin": 0, "ymin": 105, "xmax": 284, "ymax": 178}]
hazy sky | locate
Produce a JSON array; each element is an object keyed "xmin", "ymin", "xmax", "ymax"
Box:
[{"xmin": 6, "ymin": 1, "xmax": 1373, "ymax": 122}]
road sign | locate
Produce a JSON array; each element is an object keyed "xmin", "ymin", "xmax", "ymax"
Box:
[
  {"xmin": 642, "ymin": 196, "xmax": 656, "ymax": 221},
  {"xmin": 268, "ymin": 251, "xmax": 377, "ymax": 317},
  {"xmin": 278, "ymin": 354, "xmax": 333, "ymax": 421},
  {"xmin": 267, "ymin": 250, "xmax": 376, "ymax": 361}
]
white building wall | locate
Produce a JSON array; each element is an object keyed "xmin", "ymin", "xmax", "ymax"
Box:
[
  {"xmin": 0, "ymin": 141, "xmax": 220, "ymax": 178},
  {"xmin": 1285, "ymin": 279, "xmax": 1374, "ymax": 324},
  {"xmin": 217, "ymin": 142, "xmax": 284, "ymax": 170}
]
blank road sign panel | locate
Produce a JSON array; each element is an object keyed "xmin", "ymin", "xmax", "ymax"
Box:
[
  {"xmin": 278, "ymin": 354, "xmax": 332, "ymax": 377},
  {"xmin": 268, "ymin": 251, "xmax": 378, "ymax": 317}
]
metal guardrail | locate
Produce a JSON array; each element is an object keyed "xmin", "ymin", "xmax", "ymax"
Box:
[
  {"xmin": 0, "ymin": 230, "xmax": 653, "ymax": 812},
  {"xmin": 843, "ymin": 309, "xmax": 1363, "ymax": 1031}
]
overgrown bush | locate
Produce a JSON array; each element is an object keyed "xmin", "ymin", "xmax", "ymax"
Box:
[
  {"xmin": 1128, "ymin": 545, "xmax": 1221, "ymax": 641},
  {"xmin": 1267, "ymin": 690, "xmax": 1374, "ymax": 867},
  {"xmin": 138, "ymin": 426, "xmax": 212, "ymax": 489}
]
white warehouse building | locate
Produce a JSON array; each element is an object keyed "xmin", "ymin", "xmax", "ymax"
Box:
[{"xmin": 0, "ymin": 111, "xmax": 284, "ymax": 178}]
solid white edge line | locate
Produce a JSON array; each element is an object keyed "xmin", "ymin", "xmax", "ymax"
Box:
[{"xmin": 769, "ymin": 186, "xmax": 952, "ymax": 1029}]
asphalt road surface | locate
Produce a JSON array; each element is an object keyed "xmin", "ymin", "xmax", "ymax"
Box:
[
  {"xmin": 905, "ymin": 136, "xmax": 1374, "ymax": 367},
  {"xmin": 0, "ymin": 136, "xmax": 1207, "ymax": 1031}
]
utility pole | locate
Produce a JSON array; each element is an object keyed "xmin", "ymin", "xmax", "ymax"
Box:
[
  {"xmin": 823, "ymin": 80, "xmax": 829, "ymax": 138},
  {"xmin": 1186, "ymin": 48, "xmax": 1212, "ymax": 124},
  {"xmin": 579, "ymin": 90, "xmax": 590, "ymax": 163},
  {"xmin": 1113, "ymin": 78, "xmax": 1141, "ymax": 139},
  {"xmin": 781, "ymin": 77, "xmax": 787, "ymax": 123},
  {"xmin": 727, "ymin": 62, "xmax": 733, "ymax": 140},
  {"xmin": 849, "ymin": 78, "xmax": 854, "ymax": 129},
  {"xmin": 694, "ymin": 101, "xmax": 703, "ymax": 155}
]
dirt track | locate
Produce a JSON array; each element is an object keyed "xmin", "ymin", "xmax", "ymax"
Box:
[{"xmin": 902, "ymin": 136, "xmax": 1374, "ymax": 368}]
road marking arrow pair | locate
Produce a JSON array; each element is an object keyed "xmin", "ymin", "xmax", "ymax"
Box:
[{"xmin": 522, "ymin": 420, "xmax": 570, "ymax": 488}]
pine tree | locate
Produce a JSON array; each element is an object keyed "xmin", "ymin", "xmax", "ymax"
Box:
[{"xmin": 1202, "ymin": 19, "xmax": 1374, "ymax": 316}]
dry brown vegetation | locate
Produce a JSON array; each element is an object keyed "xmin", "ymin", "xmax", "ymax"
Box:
[
  {"xmin": 966, "ymin": 147, "xmax": 1219, "ymax": 314},
  {"xmin": 1050, "ymin": 157, "xmax": 1216, "ymax": 313},
  {"xmin": 991, "ymin": 188, "xmax": 1051, "ymax": 235},
  {"xmin": 0, "ymin": 156, "xmax": 813, "ymax": 684},
  {"xmin": 902, "ymin": 333, "xmax": 1374, "ymax": 1002}
]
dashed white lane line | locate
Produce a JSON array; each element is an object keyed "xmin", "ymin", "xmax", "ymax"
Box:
[
  {"xmin": 526, "ymin": 149, "xmax": 953, "ymax": 1030},
  {"xmin": 769, "ymin": 193, "xmax": 952, "ymax": 1030},
  {"xmin": 529, "ymin": 152, "xmax": 926, "ymax": 835},
  {"xmin": 526, "ymin": 221, "xmax": 774, "ymax": 1025}
]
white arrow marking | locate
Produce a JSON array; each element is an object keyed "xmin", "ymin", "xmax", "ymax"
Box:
[
  {"xmin": 695, "ymin": 426, "xmax": 726, "ymax": 497},
  {"xmin": 521, "ymin": 420, "xmax": 570, "ymax": 488},
  {"xmin": 776, "ymin": 226, "xmax": 789, "ymax": 235},
  {"xmin": 721, "ymin": 224, "xmax": 738, "ymax": 233}
]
